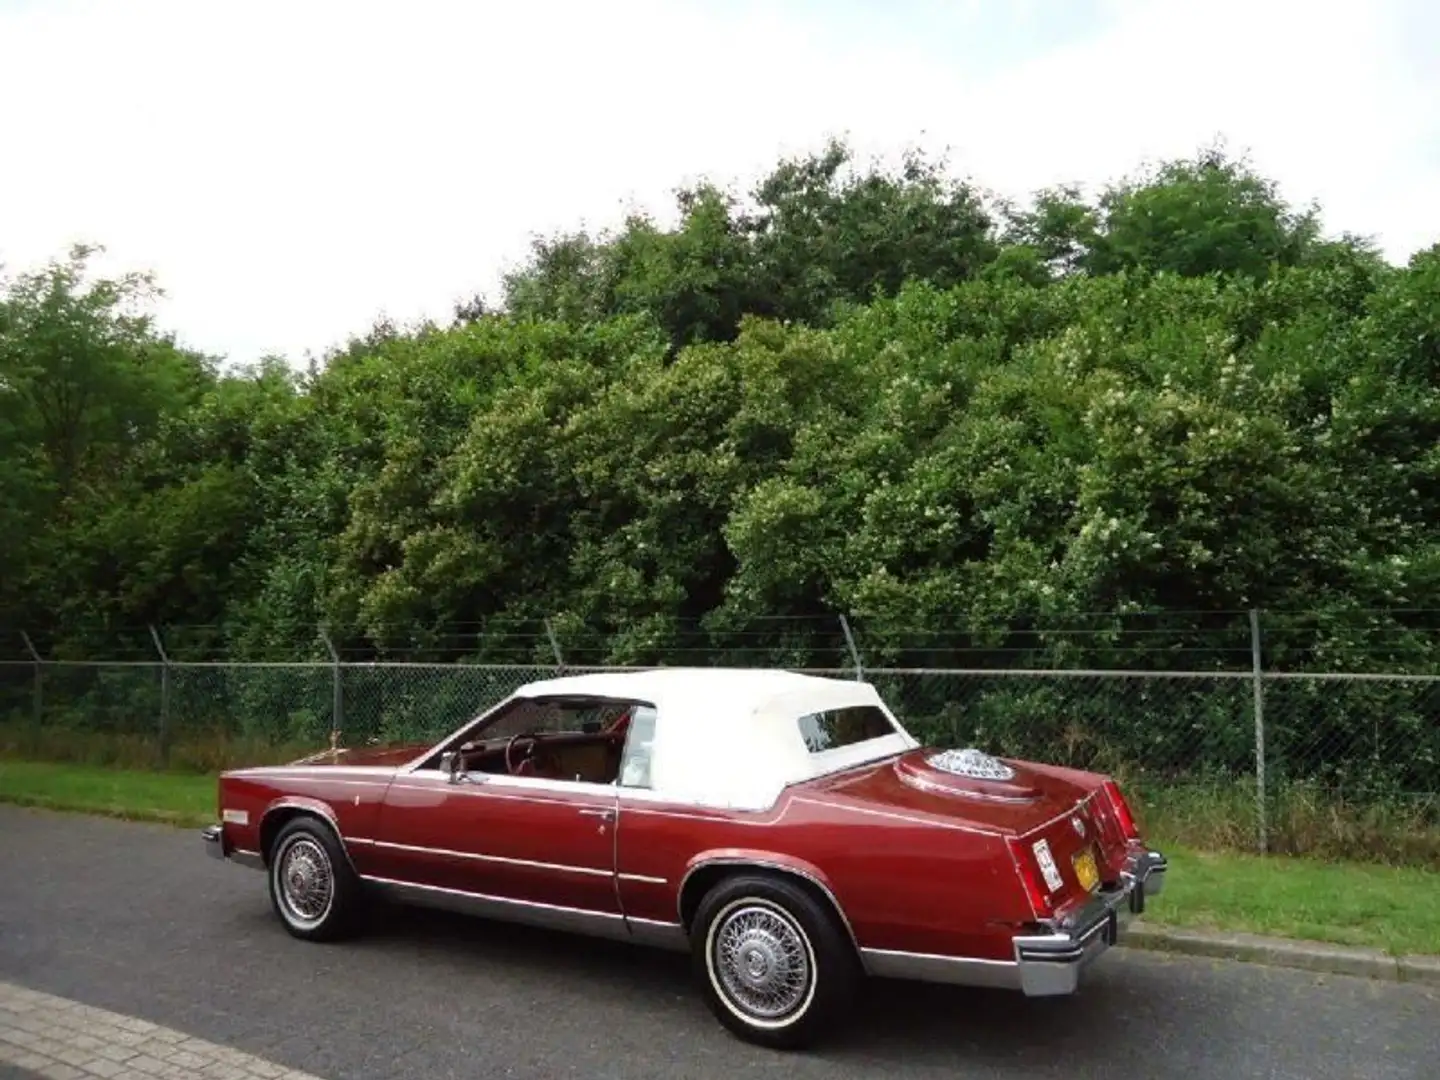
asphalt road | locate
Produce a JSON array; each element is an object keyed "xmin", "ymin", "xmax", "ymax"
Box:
[{"xmin": 0, "ymin": 806, "xmax": 1435, "ymax": 1080}]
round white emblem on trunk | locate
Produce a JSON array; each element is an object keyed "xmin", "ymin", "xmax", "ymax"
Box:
[{"xmin": 926, "ymin": 748, "xmax": 1016, "ymax": 782}]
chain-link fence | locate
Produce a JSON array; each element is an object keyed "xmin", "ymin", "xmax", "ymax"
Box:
[{"xmin": 2, "ymin": 653, "xmax": 1438, "ymax": 863}]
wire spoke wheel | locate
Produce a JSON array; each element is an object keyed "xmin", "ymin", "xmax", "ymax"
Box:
[
  {"xmin": 276, "ymin": 836, "xmax": 334, "ymax": 928},
  {"xmin": 709, "ymin": 901, "xmax": 814, "ymax": 1022}
]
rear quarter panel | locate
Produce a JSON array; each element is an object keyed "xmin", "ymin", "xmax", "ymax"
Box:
[
  {"xmin": 780, "ymin": 794, "xmax": 1034, "ymax": 960},
  {"xmin": 616, "ymin": 790, "xmax": 1032, "ymax": 962}
]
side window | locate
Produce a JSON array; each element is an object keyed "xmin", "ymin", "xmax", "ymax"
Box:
[
  {"xmin": 797, "ymin": 705, "xmax": 896, "ymax": 753},
  {"xmin": 618, "ymin": 705, "xmax": 658, "ymax": 788}
]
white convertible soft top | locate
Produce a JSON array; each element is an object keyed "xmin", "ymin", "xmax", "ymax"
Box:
[{"xmin": 511, "ymin": 667, "xmax": 920, "ymax": 810}]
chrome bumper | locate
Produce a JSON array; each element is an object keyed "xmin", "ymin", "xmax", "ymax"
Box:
[
  {"xmin": 202, "ymin": 823, "xmax": 264, "ymax": 870},
  {"xmin": 1012, "ymin": 845, "xmax": 1167, "ymax": 996}
]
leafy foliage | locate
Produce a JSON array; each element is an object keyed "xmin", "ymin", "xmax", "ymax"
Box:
[{"xmin": 1, "ymin": 143, "xmax": 1436, "ymax": 691}]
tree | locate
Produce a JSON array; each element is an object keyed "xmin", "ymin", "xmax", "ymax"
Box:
[{"xmin": 1086, "ymin": 147, "xmax": 1322, "ymax": 280}]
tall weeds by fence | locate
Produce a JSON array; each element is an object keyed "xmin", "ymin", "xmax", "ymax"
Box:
[{"xmin": 2, "ymin": 610, "xmax": 1438, "ymax": 866}]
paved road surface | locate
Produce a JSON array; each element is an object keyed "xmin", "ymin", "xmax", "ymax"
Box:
[{"xmin": 0, "ymin": 805, "xmax": 1434, "ymax": 1080}]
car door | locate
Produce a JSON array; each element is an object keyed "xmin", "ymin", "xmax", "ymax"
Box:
[{"xmin": 368, "ymin": 767, "xmax": 623, "ymax": 921}]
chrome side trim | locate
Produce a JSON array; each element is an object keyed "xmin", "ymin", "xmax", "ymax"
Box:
[
  {"xmin": 385, "ymin": 779, "xmax": 617, "ymax": 811},
  {"xmin": 360, "ymin": 875, "xmax": 689, "ymax": 949},
  {"xmin": 264, "ymin": 795, "xmax": 339, "ymax": 830},
  {"xmin": 860, "ymin": 948, "xmax": 1021, "ymax": 990},
  {"xmin": 626, "ymin": 917, "xmax": 689, "ymax": 951},
  {"xmin": 616, "ymin": 800, "xmax": 790, "ymax": 827},
  {"xmin": 360, "ymin": 875, "xmax": 635, "ymax": 943},
  {"xmin": 343, "ymin": 836, "xmax": 666, "ymax": 885},
  {"xmin": 227, "ymin": 765, "xmax": 398, "ymax": 782},
  {"xmin": 675, "ymin": 857, "xmax": 861, "ymax": 952},
  {"xmin": 619, "ymin": 871, "xmax": 667, "ymax": 886},
  {"xmin": 363, "ymin": 838, "xmax": 613, "ymax": 879}
]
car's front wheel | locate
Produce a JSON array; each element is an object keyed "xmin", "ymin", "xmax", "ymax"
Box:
[
  {"xmin": 691, "ymin": 872, "xmax": 859, "ymax": 1049},
  {"xmin": 266, "ymin": 816, "xmax": 364, "ymax": 942}
]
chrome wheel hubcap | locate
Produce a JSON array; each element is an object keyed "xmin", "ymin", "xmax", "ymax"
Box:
[
  {"xmin": 712, "ymin": 903, "xmax": 811, "ymax": 1020},
  {"xmin": 278, "ymin": 837, "xmax": 332, "ymax": 924}
]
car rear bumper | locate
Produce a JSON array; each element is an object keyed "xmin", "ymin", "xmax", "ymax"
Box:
[
  {"xmin": 1011, "ymin": 845, "xmax": 1167, "ymax": 996},
  {"xmin": 858, "ymin": 844, "xmax": 1167, "ymax": 995},
  {"xmin": 202, "ymin": 823, "xmax": 264, "ymax": 870}
]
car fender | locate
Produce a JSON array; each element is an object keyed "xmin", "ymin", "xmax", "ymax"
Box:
[
  {"xmin": 257, "ymin": 795, "xmax": 358, "ymax": 871},
  {"xmin": 676, "ymin": 848, "xmax": 859, "ymax": 949}
]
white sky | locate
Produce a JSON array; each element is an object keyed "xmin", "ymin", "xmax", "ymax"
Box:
[{"xmin": 1, "ymin": 0, "xmax": 1437, "ymax": 367}]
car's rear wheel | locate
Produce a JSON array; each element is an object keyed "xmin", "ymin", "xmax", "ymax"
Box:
[
  {"xmin": 266, "ymin": 816, "xmax": 364, "ymax": 941},
  {"xmin": 691, "ymin": 872, "xmax": 859, "ymax": 1049}
]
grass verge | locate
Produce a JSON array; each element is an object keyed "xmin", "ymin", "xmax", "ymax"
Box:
[
  {"xmin": 0, "ymin": 760, "xmax": 216, "ymax": 827},
  {"xmin": 1, "ymin": 760, "xmax": 1436, "ymax": 957},
  {"xmin": 1143, "ymin": 845, "xmax": 1440, "ymax": 957}
]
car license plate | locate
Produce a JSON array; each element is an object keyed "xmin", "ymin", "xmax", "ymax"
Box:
[{"xmin": 1073, "ymin": 847, "xmax": 1100, "ymax": 892}]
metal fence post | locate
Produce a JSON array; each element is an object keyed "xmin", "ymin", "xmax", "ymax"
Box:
[
  {"xmin": 148, "ymin": 625, "xmax": 171, "ymax": 768},
  {"xmin": 321, "ymin": 628, "xmax": 341, "ymax": 754},
  {"xmin": 839, "ymin": 615, "xmax": 864, "ymax": 681},
  {"xmin": 20, "ymin": 631, "xmax": 43, "ymax": 753},
  {"xmin": 1249, "ymin": 608, "xmax": 1267, "ymax": 855},
  {"xmin": 544, "ymin": 618, "xmax": 565, "ymax": 672}
]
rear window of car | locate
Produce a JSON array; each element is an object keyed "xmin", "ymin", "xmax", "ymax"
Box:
[{"xmin": 797, "ymin": 705, "xmax": 897, "ymax": 753}]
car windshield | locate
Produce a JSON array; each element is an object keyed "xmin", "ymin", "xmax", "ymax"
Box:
[{"xmin": 472, "ymin": 697, "xmax": 632, "ymax": 743}]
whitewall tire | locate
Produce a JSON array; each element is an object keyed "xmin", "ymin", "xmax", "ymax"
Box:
[
  {"xmin": 691, "ymin": 872, "xmax": 859, "ymax": 1049},
  {"xmin": 266, "ymin": 816, "xmax": 364, "ymax": 942}
]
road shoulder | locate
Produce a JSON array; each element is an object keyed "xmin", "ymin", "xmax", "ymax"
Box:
[{"xmin": 1122, "ymin": 922, "xmax": 1440, "ymax": 985}]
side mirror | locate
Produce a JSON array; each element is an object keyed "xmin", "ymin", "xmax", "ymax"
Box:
[{"xmin": 440, "ymin": 751, "xmax": 460, "ymax": 783}]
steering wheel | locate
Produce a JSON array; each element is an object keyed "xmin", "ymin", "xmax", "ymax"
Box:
[
  {"xmin": 603, "ymin": 707, "xmax": 631, "ymax": 745},
  {"xmin": 504, "ymin": 733, "xmax": 539, "ymax": 775}
]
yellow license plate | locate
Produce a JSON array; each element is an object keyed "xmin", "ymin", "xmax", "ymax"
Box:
[{"xmin": 1073, "ymin": 848, "xmax": 1100, "ymax": 892}]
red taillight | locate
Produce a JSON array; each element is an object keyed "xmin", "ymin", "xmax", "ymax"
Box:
[
  {"xmin": 1006, "ymin": 837, "xmax": 1054, "ymax": 920},
  {"xmin": 1102, "ymin": 780, "xmax": 1139, "ymax": 839}
]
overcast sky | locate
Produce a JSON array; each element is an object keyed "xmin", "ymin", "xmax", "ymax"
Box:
[{"xmin": 2, "ymin": 0, "xmax": 1437, "ymax": 367}]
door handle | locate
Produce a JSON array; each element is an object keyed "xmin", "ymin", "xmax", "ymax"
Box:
[{"xmin": 579, "ymin": 807, "xmax": 615, "ymax": 833}]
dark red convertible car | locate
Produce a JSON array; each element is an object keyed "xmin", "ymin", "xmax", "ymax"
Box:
[{"xmin": 204, "ymin": 667, "xmax": 1166, "ymax": 1048}]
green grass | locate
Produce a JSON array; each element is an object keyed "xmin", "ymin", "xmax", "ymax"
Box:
[
  {"xmin": 0, "ymin": 760, "xmax": 217, "ymax": 827},
  {"xmin": 1, "ymin": 760, "xmax": 1436, "ymax": 957},
  {"xmin": 1143, "ymin": 845, "xmax": 1440, "ymax": 957}
]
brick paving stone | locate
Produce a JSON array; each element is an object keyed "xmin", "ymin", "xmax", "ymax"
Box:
[{"xmin": 0, "ymin": 983, "xmax": 328, "ymax": 1080}]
